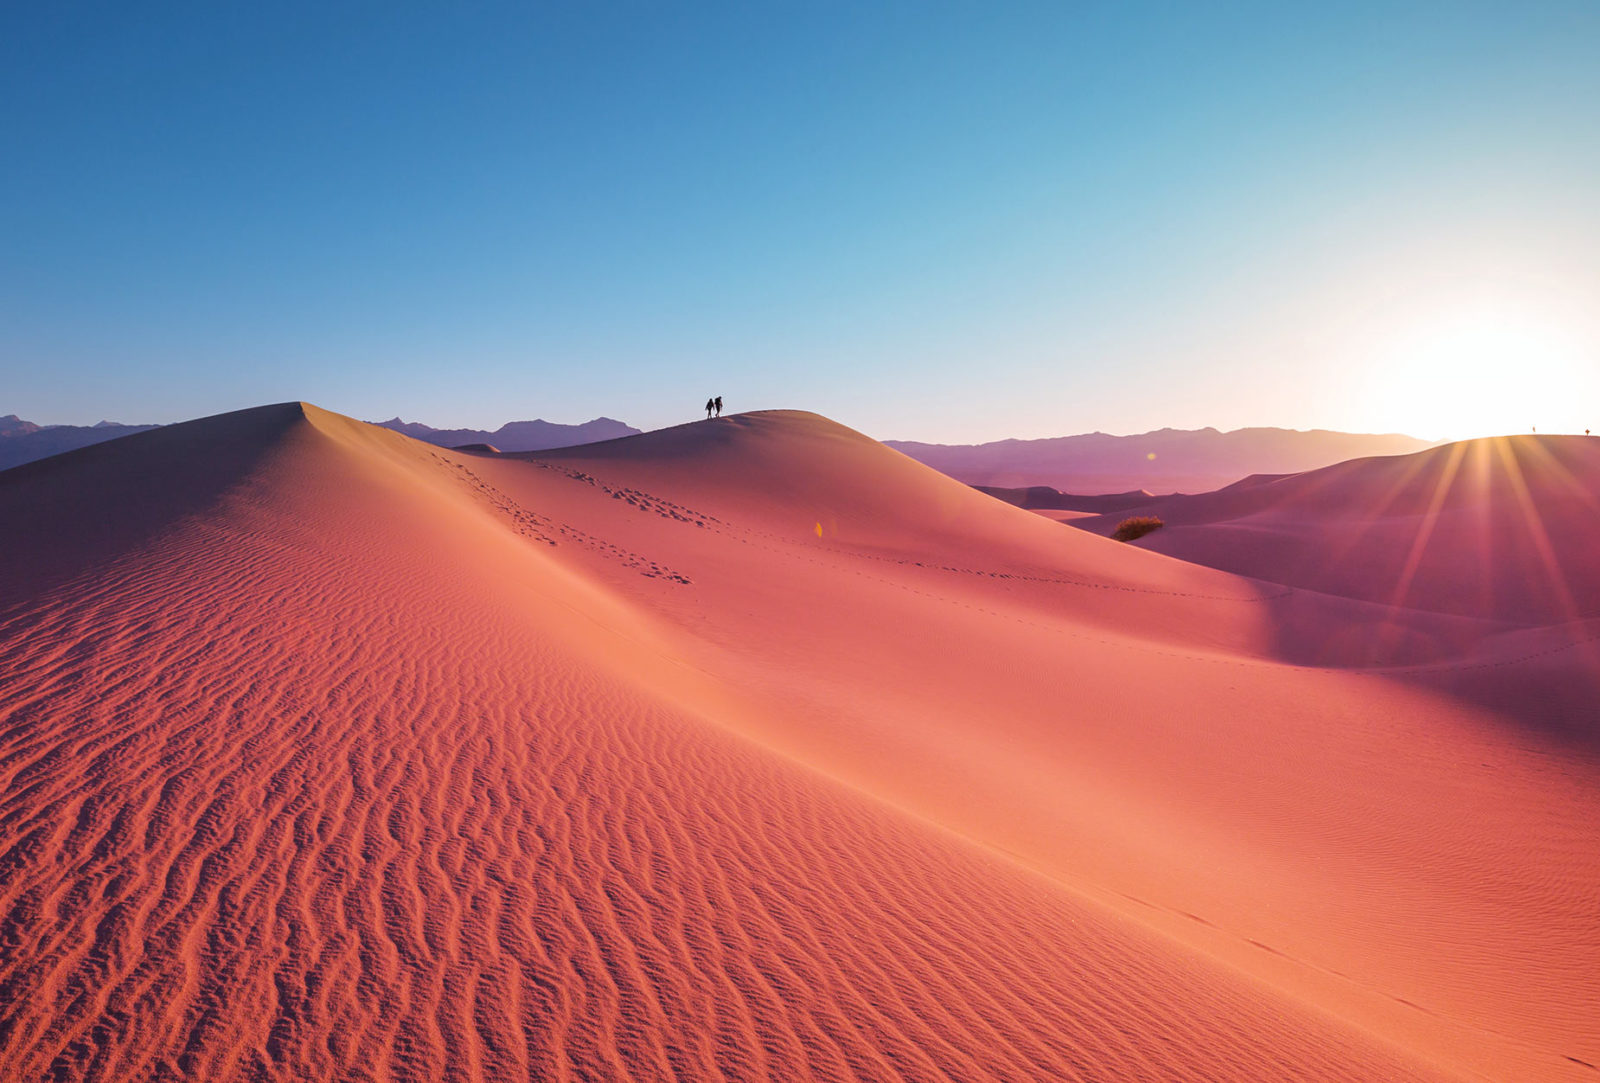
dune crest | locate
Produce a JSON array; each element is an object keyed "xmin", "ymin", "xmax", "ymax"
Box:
[
  {"xmin": 1069, "ymin": 434, "xmax": 1600, "ymax": 625},
  {"xmin": 3, "ymin": 404, "xmax": 1595, "ymax": 1081}
]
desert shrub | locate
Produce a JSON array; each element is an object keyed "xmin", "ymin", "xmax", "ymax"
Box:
[{"xmin": 1111, "ymin": 515, "xmax": 1164, "ymax": 542}]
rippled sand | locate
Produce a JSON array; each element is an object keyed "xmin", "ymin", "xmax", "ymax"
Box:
[{"xmin": 2, "ymin": 404, "xmax": 1594, "ymax": 1081}]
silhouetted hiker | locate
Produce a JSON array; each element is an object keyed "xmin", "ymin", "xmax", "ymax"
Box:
[
  {"xmin": 705, "ymin": 398, "xmax": 714, "ymax": 420},
  {"xmin": 714, "ymin": 396, "xmax": 723, "ymax": 417}
]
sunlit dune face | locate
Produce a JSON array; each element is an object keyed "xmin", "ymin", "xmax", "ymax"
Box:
[{"xmin": 1360, "ymin": 308, "xmax": 1589, "ymax": 440}]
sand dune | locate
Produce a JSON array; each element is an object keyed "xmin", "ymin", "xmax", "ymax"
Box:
[
  {"xmin": 3, "ymin": 405, "xmax": 1596, "ymax": 1081},
  {"xmin": 1070, "ymin": 434, "xmax": 1600, "ymax": 625},
  {"xmin": 973, "ymin": 485, "xmax": 1161, "ymax": 514}
]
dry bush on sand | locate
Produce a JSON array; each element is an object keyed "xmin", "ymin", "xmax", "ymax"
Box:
[{"xmin": 1112, "ymin": 516, "xmax": 1164, "ymax": 542}]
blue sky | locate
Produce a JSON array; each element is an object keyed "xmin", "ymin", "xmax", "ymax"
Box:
[{"xmin": 4, "ymin": 2, "xmax": 1598, "ymax": 441}]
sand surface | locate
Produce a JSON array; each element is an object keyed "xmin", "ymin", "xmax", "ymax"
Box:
[
  {"xmin": 2, "ymin": 404, "xmax": 1596, "ymax": 1081},
  {"xmin": 1070, "ymin": 435, "xmax": 1600, "ymax": 625}
]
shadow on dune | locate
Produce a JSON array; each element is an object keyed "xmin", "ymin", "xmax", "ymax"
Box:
[
  {"xmin": 0, "ymin": 402, "xmax": 313, "ymax": 605},
  {"xmin": 1068, "ymin": 435, "xmax": 1600, "ymax": 624},
  {"xmin": 5, "ymin": 402, "xmax": 1599, "ymax": 1080},
  {"xmin": 1050, "ymin": 435, "xmax": 1600, "ymax": 750}
]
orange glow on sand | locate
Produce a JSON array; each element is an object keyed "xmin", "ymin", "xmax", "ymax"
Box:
[{"xmin": 4, "ymin": 404, "xmax": 1598, "ymax": 1082}]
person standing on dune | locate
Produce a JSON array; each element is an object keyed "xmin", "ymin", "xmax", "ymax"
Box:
[
  {"xmin": 705, "ymin": 398, "xmax": 714, "ymax": 420},
  {"xmin": 715, "ymin": 396, "xmax": 723, "ymax": 417}
]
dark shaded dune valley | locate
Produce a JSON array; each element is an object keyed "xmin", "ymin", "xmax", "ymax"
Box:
[{"xmin": 2, "ymin": 403, "xmax": 1597, "ymax": 1081}]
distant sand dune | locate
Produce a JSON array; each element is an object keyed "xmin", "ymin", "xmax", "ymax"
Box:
[
  {"xmin": 1069, "ymin": 434, "xmax": 1600, "ymax": 625},
  {"xmin": 2, "ymin": 404, "xmax": 1595, "ymax": 1081}
]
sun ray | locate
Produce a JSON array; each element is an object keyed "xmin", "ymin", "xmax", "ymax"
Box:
[
  {"xmin": 1383, "ymin": 440, "xmax": 1468, "ymax": 614},
  {"xmin": 1510, "ymin": 435, "xmax": 1600, "ymax": 515},
  {"xmin": 1308, "ymin": 451, "xmax": 1433, "ymax": 586},
  {"xmin": 1491, "ymin": 437, "xmax": 1583, "ymax": 628},
  {"xmin": 1465, "ymin": 439, "xmax": 1499, "ymax": 619}
]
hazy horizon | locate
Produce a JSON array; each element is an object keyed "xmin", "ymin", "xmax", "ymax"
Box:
[{"xmin": 4, "ymin": 398, "xmax": 1464, "ymax": 446}]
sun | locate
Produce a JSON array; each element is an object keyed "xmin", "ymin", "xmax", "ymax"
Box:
[{"xmin": 1360, "ymin": 308, "xmax": 1590, "ymax": 441}]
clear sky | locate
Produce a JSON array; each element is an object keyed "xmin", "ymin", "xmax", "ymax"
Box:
[{"xmin": 4, "ymin": 2, "xmax": 1598, "ymax": 443}]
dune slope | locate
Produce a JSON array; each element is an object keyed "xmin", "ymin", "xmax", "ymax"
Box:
[
  {"xmin": 1069, "ymin": 434, "xmax": 1600, "ymax": 625},
  {"xmin": 2, "ymin": 405, "xmax": 1596, "ymax": 1081}
]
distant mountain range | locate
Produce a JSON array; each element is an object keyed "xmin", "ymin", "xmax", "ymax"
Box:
[
  {"xmin": 372, "ymin": 416, "xmax": 640, "ymax": 452},
  {"xmin": 0, "ymin": 415, "xmax": 160, "ymax": 472},
  {"xmin": 5, "ymin": 411, "xmax": 1430, "ymax": 494},
  {"xmin": 885, "ymin": 426, "xmax": 1436, "ymax": 495},
  {"xmin": 0, "ymin": 412, "xmax": 643, "ymax": 472}
]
